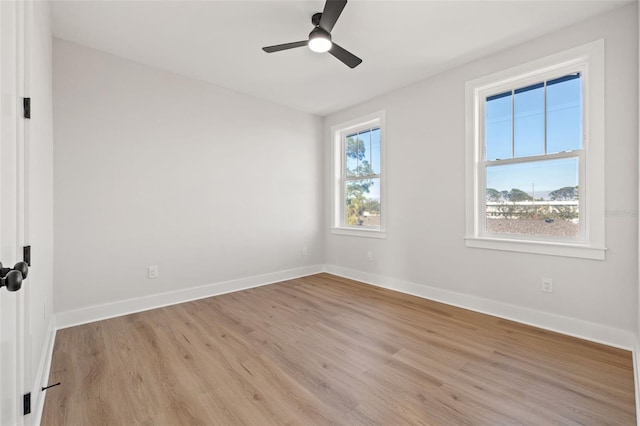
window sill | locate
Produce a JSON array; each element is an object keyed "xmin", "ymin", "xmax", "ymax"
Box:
[
  {"xmin": 464, "ymin": 236, "xmax": 606, "ymax": 260},
  {"xmin": 332, "ymin": 227, "xmax": 387, "ymax": 239}
]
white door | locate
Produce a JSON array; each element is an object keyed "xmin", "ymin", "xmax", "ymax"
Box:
[{"xmin": 1, "ymin": 0, "xmax": 28, "ymax": 424}]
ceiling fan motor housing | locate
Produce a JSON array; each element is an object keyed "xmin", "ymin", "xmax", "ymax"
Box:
[
  {"xmin": 311, "ymin": 12, "xmax": 323, "ymax": 27},
  {"xmin": 309, "ymin": 26, "xmax": 331, "ymax": 42}
]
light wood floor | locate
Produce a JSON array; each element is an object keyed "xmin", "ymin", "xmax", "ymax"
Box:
[{"xmin": 42, "ymin": 273, "xmax": 636, "ymax": 425}]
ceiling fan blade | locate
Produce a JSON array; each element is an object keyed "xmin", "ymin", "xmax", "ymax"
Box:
[
  {"xmin": 319, "ymin": 0, "xmax": 347, "ymax": 33},
  {"xmin": 329, "ymin": 42, "xmax": 362, "ymax": 68},
  {"xmin": 262, "ymin": 40, "xmax": 308, "ymax": 53}
]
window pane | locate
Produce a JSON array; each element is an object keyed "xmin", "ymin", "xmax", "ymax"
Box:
[
  {"xmin": 370, "ymin": 127, "xmax": 381, "ymax": 174},
  {"xmin": 547, "ymin": 74, "xmax": 582, "ymax": 153},
  {"xmin": 345, "ymin": 135, "xmax": 359, "ymax": 177},
  {"xmin": 485, "ymin": 92, "xmax": 512, "ymax": 160},
  {"xmin": 358, "ymin": 129, "xmax": 373, "ymax": 177},
  {"xmin": 346, "ymin": 129, "xmax": 379, "ymax": 178},
  {"xmin": 514, "ymin": 82, "xmax": 544, "ymax": 158},
  {"xmin": 485, "ymin": 158, "xmax": 579, "ymax": 238},
  {"xmin": 345, "ymin": 177, "xmax": 380, "ymax": 227}
]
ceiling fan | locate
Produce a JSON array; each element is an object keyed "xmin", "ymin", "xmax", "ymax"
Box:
[{"xmin": 262, "ymin": 0, "xmax": 362, "ymax": 69}]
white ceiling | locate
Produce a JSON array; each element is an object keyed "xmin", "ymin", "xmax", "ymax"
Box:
[{"xmin": 52, "ymin": 0, "xmax": 631, "ymax": 116}]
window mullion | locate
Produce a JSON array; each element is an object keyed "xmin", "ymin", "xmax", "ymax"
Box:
[
  {"xmin": 341, "ymin": 132, "xmax": 347, "ymax": 227},
  {"xmin": 486, "ymin": 150, "xmax": 581, "ymax": 167},
  {"xmin": 368, "ymin": 129, "xmax": 372, "ymax": 171},
  {"xmin": 544, "ymin": 81, "xmax": 548, "ymax": 154},
  {"xmin": 345, "ymin": 175, "xmax": 380, "ymax": 182},
  {"xmin": 356, "ymin": 133, "xmax": 360, "ymax": 178},
  {"xmin": 511, "ymin": 89, "xmax": 515, "ymax": 158}
]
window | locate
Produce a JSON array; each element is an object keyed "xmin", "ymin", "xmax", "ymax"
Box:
[
  {"xmin": 332, "ymin": 111, "xmax": 385, "ymax": 238},
  {"xmin": 465, "ymin": 41, "xmax": 605, "ymax": 259},
  {"xmin": 484, "ymin": 74, "xmax": 582, "ymax": 239}
]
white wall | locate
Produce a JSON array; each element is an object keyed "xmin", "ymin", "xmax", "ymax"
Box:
[
  {"xmin": 51, "ymin": 4, "xmax": 637, "ymax": 348},
  {"xmin": 53, "ymin": 40, "xmax": 323, "ymax": 314},
  {"xmin": 27, "ymin": 0, "xmax": 55, "ymax": 422},
  {"xmin": 324, "ymin": 4, "xmax": 638, "ymax": 343}
]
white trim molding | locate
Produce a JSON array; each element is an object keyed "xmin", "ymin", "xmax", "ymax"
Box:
[
  {"xmin": 32, "ymin": 320, "xmax": 57, "ymax": 426},
  {"xmin": 324, "ymin": 264, "xmax": 634, "ymax": 350},
  {"xmin": 55, "ymin": 265, "xmax": 324, "ymax": 329},
  {"xmin": 464, "ymin": 236, "xmax": 606, "ymax": 260}
]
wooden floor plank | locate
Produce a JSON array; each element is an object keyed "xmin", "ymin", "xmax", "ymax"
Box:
[{"xmin": 42, "ymin": 273, "xmax": 636, "ymax": 425}]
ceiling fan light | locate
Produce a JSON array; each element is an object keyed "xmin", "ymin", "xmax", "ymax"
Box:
[
  {"xmin": 309, "ymin": 37, "xmax": 332, "ymax": 53},
  {"xmin": 308, "ymin": 27, "xmax": 332, "ymax": 53}
]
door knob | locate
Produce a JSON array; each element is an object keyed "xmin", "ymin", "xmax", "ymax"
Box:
[{"xmin": 0, "ymin": 261, "xmax": 28, "ymax": 292}]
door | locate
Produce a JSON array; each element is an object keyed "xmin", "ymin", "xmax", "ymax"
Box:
[{"xmin": 1, "ymin": 0, "xmax": 28, "ymax": 424}]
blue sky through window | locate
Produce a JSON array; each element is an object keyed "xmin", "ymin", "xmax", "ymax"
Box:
[
  {"xmin": 485, "ymin": 92, "xmax": 511, "ymax": 160},
  {"xmin": 515, "ymin": 83, "xmax": 545, "ymax": 157},
  {"xmin": 547, "ymin": 75, "xmax": 582, "ymax": 153}
]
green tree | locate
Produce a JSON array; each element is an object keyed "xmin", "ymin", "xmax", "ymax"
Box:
[
  {"xmin": 363, "ymin": 199, "xmax": 381, "ymax": 215},
  {"xmin": 346, "ymin": 181, "xmax": 372, "ymax": 225},
  {"xmin": 486, "ymin": 188, "xmax": 501, "ymax": 202},
  {"xmin": 549, "ymin": 186, "xmax": 578, "ymax": 201},
  {"xmin": 506, "ymin": 188, "xmax": 533, "ymax": 202},
  {"xmin": 346, "ymin": 137, "xmax": 374, "ymax": 177},
  {"xmin": 346, "ymin": 137, "xmax": 366, "ymax": 161}
]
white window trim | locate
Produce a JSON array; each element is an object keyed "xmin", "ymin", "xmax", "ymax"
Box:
[
  {"xmin": 331, "ymin": 110, "xmax": 386, "ymax": 239},
  {"xmin": 465, "ymin": 40, "xmax": 606, "ymax": 260}
]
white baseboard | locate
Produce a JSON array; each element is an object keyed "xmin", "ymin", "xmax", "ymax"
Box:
[
  {"xmin": 31, "ymin": 319, "xmax": 56, "ymax": 426},
  {"xmin": 55, "ymin": 265, "xmax": 324, "ymax": 330},
  {"xmin": 634, "ymin": 338, "xmax": 640, "ymax": 426},
  {"xmin": 324, "ymin": 264, "xmax": 635, "ymax": 350}
]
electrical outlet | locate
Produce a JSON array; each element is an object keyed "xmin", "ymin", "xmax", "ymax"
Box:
[
  {"xmin": 542, "ymin": 277, "xmax": 553, "ymax": 293},
  {"xmin": 301, "ymin": 247, "xmax": 309, "ymax": 256},
  {"xmin": 148, "ymin": 265, "xmax": 159, "ymax": 279},
  {"xmin": 366, "ymin": 251, "xmax": 373, "ymax": 261}
]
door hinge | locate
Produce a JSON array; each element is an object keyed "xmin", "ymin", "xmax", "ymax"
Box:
[
  {"xmin": 23, "ymin": 246, "xmax": 31, "ymax": 266},
  {"xmin": 23, "ymin": 97, "xmax": 31, "ymax": 119},
  {"xmin": 23, "ymin": 392, "xmax": 31, "ymax": 415}
]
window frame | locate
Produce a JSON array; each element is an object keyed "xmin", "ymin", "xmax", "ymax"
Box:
[
  {"xmin": 331, "ymin": 111, "xmax": 386, "ymax": 239},
  {"xmin": 465, "ymin": 40, "xmax": 606, "ymax": 260}
]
